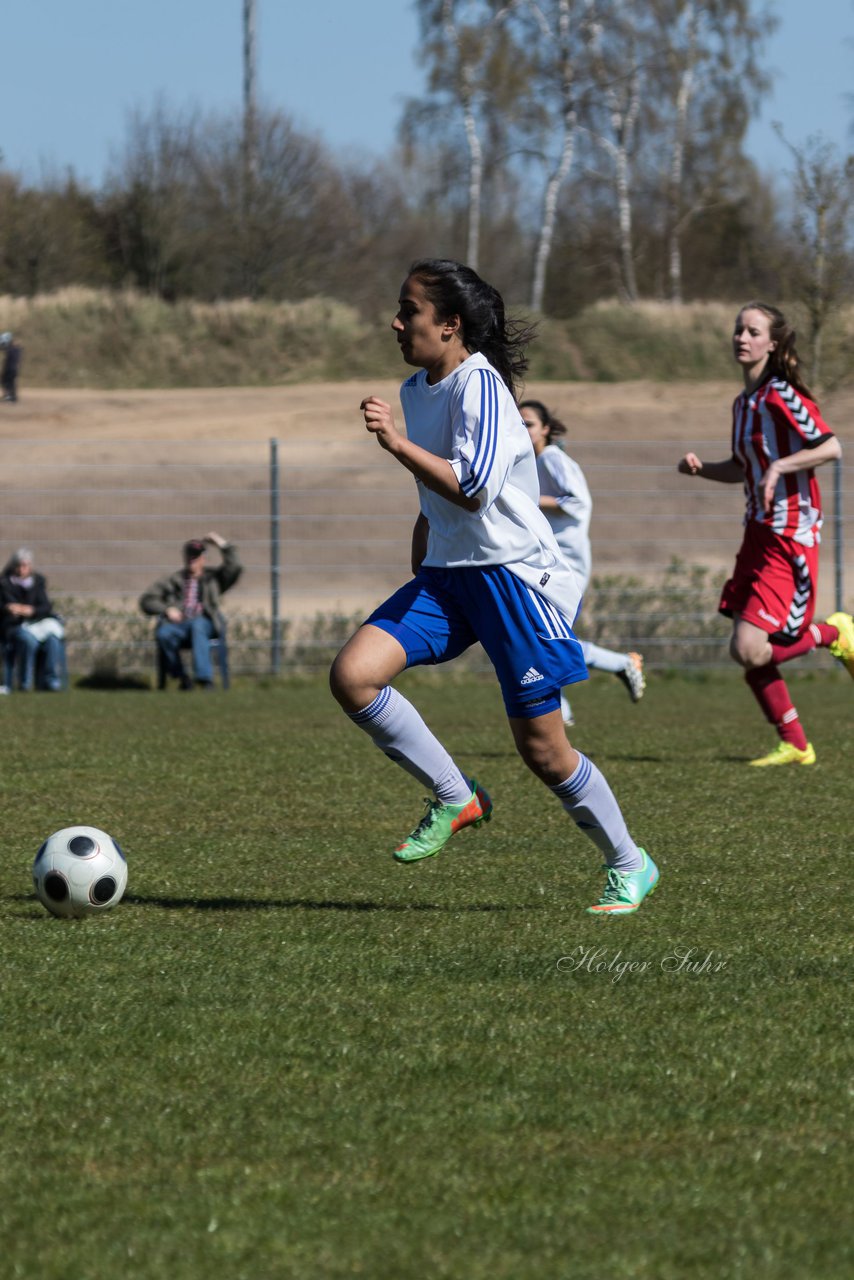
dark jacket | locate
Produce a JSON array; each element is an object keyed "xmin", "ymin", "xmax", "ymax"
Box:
[
  {"xmin": 2, "ymin": 342, "xmax": 21, "ymax": 381},
  {"xmin": 0, "ymin": 571, "xmax": 55, "ymax": 642},
  {"xmin": 139, "ymin": 543, "xmax": 242, "ymax": 637}
]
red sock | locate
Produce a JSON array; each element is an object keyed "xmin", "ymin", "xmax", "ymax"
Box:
[
  {"xmin": 771, "ymin": 622, "xmax": 838, "ymax": 665},
  {"xmin": 745, "ymin": 664, "xmax": 808, "ymax": 750}
]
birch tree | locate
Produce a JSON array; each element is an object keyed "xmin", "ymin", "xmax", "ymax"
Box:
[
  {"xmin": 585, "ymin": 3, "xmax": 644, "ymax": 303},
  {"xmin": 404, "ymin": 1, "xmax": 525, "ymax": 271},
  {"xmin": 510, "ymin": 1, "xmax": 596, "ymax": 312},
  {"xmin": 776, "ymin": 129, "xmax": 854, "ymax": 387},
  {"xmin": 648, "ymin": 0, "xmax": 775, "ymax": 303}
]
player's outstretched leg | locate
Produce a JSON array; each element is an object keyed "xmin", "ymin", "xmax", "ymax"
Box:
[
  {"xmin": 744, "ymin": 665, "xmax": 815, "ymax": 766},
  {"xmin": 552, "ymin": 755, "xmax": 659, "ymax": 914},
  {"xmin": 511, "ymin": 712, "xmax": 659, "ymax": 915},
  {"xmin": 331, "ymin": 624, "xmax": 492, "ymax": 862}
]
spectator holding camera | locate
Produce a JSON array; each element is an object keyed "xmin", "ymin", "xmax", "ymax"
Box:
[{"xmin": 139, "ymin": 532, "xmax": 242, "ymax": 690}]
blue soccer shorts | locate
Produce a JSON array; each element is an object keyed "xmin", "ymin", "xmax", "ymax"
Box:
[{"xmin": 365, "ymin": 564, "xmax": 588, "ymax": 719}]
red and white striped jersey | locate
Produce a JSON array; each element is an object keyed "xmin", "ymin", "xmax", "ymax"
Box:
[{"xmin": 731, "ymin": 378, "xmax": 834, "ymax": 546}]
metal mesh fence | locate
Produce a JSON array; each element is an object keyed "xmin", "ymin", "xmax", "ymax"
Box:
[{"xmin": 0, "ymin": 437, "xmax": 848, "ymax": 679}]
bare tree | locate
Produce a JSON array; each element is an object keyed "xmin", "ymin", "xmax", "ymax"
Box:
[
  {"xmin": 404, "ymin": 1, "xmax": 535, "ymax": 273},
  {"xmin": 647, "ymin": 0, "xmax": 776, "ymax": 304},
  {"xmin": 511, "ymin": 0, "xmax": 594, "ymax": 313},
  {"xmin": 775, "ymin": 128, "xmax": 854, "ymax": 387},
  {"xmin": 585, "ymin": 3, "xmax": 644, "ymax": 303},
  {"xmin": 102, "ymin": 102, "xmax": 199, "ymax": 298}
]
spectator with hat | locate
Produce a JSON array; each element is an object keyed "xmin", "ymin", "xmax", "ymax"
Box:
[{"xmin": 139, "ymin": 532, "xmax": 242, "ymax": 689}]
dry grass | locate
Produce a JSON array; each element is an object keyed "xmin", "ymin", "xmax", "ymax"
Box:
[{"xmin": 3, "ymin": 290, "xmax": 851, "ymax": 390}]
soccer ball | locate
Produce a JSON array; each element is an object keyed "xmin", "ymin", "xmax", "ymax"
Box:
[{"xmin": 32, "ymin": 825, "xmax": 128, "ymax": 919}]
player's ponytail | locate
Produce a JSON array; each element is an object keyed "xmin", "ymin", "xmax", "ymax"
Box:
[
  {"xmin": 408, "ymin": 259, "xmax": 534, "ymax": 399},
  {"xmin": 741, "ymin": 301, "xmax": 814, "ymax": 400}
]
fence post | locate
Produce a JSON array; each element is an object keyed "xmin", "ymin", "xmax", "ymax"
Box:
[
  {"xmin": 270, "ymin": 437, "xmax": 282, "ymax": 675},
  {"xmin": 834, "ymin": 457, "xmax": 843, "ymax": 612}
]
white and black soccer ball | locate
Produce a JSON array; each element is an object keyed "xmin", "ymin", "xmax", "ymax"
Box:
[{"xmin": 32, "ymin": 825, "xmax": 128, "ymax": 919}]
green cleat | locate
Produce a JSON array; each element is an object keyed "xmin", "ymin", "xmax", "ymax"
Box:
[
  {"xmin": 586, "ymin": 848, "xmax": 659, "ymax": 916},
  {"xmin": 394, "ymin": 781, "xmax": 493, "ymax": 864},
  {"xmin": 748, "ymin": 741, "xmax": 815, "ymax": 767},
  {"xmin": 827, "ymin": 612, "xmax": 854, "ymax": 679}
]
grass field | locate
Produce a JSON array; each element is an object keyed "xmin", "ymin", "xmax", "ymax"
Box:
[{"xmin": 1, "ymin": 674, "xmax": 850, "ymax": 1279}]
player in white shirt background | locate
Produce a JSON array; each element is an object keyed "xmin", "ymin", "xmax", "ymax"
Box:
[
  {"xmin": 329, "ymin": 258, "xmax": 659, "ymax": 915},
  {"xmin": 519, "ymin": 399, "xmax": 645, "ymax": 726},
  {"xmin": 678, "ymin": 301, "xmax": 853, "ymax": 767}
]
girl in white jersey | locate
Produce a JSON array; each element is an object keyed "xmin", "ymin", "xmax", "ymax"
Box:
[
  {"xmin": 519, "ymin": 399, "xmax": 645, "ymax": 725},
  {"xmin": 678, "ymin": 301, "xmax": 852, "ymax": 766},
  {"xmin": 330, "ymin": 259, "xmax": 659, "ymax": 915}
]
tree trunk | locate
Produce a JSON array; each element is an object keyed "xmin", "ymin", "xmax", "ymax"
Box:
[
  {"xmin": 667, "ymin": 1, "xmax": 697, "ymax": 305},
  {"xmin": 443, "ymin": 0, "xmax": 483, "ymax": 271},
  {"xmin": 529, "ymin": 0, "xmax": 576, "ymax": 312}
]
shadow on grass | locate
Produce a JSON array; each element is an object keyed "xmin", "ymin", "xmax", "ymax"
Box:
[
  {"xmin": 587, "ymin": 753, "xmax": 666, "ymax": 763},
  {"xmin": 124, "ymin": 894, "xmax": 517, "ymax": 913}
]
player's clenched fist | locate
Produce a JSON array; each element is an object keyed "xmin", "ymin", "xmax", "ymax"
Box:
[
  {"xmin": 678, "ymin": 452, "xmax": 703, "ymax": 475},
  {"xmin": 360, "ymin": 395, "xmax": 401, "ymax": 452}
]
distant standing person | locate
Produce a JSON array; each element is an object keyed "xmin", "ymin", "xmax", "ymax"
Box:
[
  {"xmin": 519, "ymin": 400, "xmax": 645, "ymax": 726},
  {"xmin": 678, "ymin": 301, "xmax": 851, "ymax": 766},
  {"xmin": 0, "ymin": 333, "xmax": 22, "ymax": 403},
  {"xmin": 139, "ymin": 533, "xmax": 242, "ymax": 689}
]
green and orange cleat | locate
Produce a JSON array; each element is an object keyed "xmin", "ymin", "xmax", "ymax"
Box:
[
  {"xmin": 586, "ymin": 848, "xmax": 660, "ymax": 916},
  {"xmin": 748, "ymin": 741, "xmax": 815, "ymax": 767},
  {"xmin": 827, "ymin": 612, "xmax": 854, "ymax": 679},
  {"xmin": 393, "ymin": 781, "xmax": 493, "ymax": 864}
]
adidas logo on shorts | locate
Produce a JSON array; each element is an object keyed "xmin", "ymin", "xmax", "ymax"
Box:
[{"xmin": 520, "ymin": 667, "xmax": 545, "ymax": 685}]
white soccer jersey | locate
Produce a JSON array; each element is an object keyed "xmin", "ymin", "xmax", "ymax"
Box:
[
  {"xmin": 399, "ymin": 353, "xmax": 583, "ymax": 621},
  {"xmin": 534, "ymin": 444, "xmax": 593, "ymax": 592}
]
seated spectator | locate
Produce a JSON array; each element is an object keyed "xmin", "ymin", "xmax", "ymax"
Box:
[
  {"xmin": 0, "ymin": 548, "xmax": 65, "ymax": 691},
  {"xmin": 139, "ymin": 532, "xmax": 242, "ymax": 689}
]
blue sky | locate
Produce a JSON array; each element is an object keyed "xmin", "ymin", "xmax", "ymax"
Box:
[{"xmin": 1, "ymin": 0, "xmax": 852, "ymax": 185}]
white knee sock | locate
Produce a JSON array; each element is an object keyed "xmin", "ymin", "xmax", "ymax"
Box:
[
  {"xmin": 348, "ymin": 687, "xmax": 472, "ymax": 804},
  {"xmin": 580, "ymin": 639, "xmax": 628, "ymax": 675},
  {"xmin": 551, "ymin": 752, "xmax": 643, "ymax": 871}
]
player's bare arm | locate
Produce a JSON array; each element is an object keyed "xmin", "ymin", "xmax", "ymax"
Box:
[
  {"xmin": 361, "ymin": 396, "xmax": 479, "ymax": 511},
  {"xmin": 760, "ymin": 435, "xmax": 841, "ymax": 513},
  {"xmin": 678, "ymin": 453, "xmax": 743, "ymax": 483}
]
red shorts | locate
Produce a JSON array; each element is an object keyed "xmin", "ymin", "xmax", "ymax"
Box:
[{"xmin": 719, "ymin": 521, "xmax": 819, "ymax": 641}]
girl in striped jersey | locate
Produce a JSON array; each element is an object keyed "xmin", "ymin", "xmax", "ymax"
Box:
[
  {"xmin": 678, "ymin": 301, "xmax": 852, "ymax": 766},
  {"xmin": 519, "ymin": 399, "xmax": 646, "ymax": 725},
  {"xmin": 330, "ymin": 259, "xmax": 659, "ymax": 914}
]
